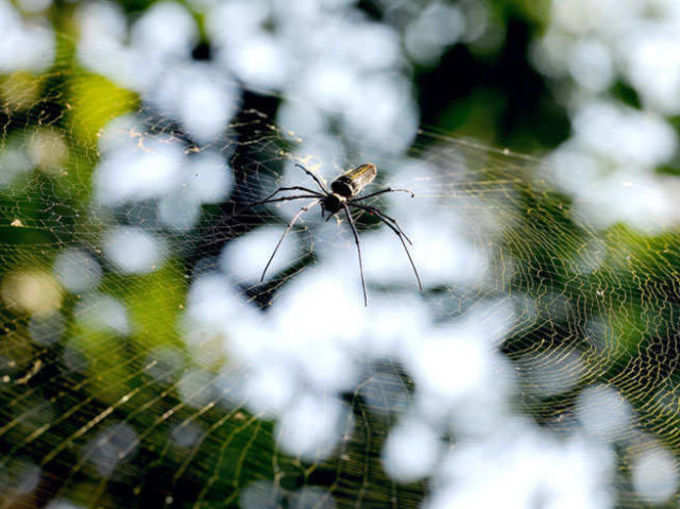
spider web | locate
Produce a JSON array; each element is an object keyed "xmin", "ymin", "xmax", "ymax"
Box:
[{"xmin": 1, "ymin": 58, "xmax": 679, "ymax": 509}]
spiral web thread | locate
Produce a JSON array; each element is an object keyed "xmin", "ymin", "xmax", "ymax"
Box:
[{"xmin": 1, "ymin": 63, "xmax": 679, "ymax": 508}]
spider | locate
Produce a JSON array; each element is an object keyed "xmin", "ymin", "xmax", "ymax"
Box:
[{"xmin": 249, "ymin": 162, "xmax": 423, "ymax": 306}]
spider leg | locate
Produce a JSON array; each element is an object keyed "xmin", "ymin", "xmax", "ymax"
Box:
[
  {"xmin": 260, "ymin": 199, "xmax": 321, "ymax": 282},
  {"xmin": 248, "ymin": 194, "xmax": 321, "ymax": 208},
  {"xmin": 350, "ymin": 203, "xmax": 413, "ymax": 245},
  {"xmin": 295, "ymin": 163, "xmax": 330, "ymax": 194},
  {"xmin": 349, "ymin": 203, "xmax": 423, "ymax": 292},
  {"xmin": 342, "ymin": 203, "xmax": 368, "ymax": 307},
  {"xmin": 248, "ymin": 186, "xmax": 323, "ymax": 206},
  {"xmin": 350, "ymin": 187, "xmax": 415, "ymax": 203}
]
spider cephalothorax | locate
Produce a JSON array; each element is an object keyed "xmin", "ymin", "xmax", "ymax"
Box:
[{"xmin": 248, "ymin": 163, "xmax": 423, "ymax": 306}]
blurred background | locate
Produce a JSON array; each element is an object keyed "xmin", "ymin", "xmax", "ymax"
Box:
[{"xmin": 3, "ymin": 0, "xmax": 680, "ymax": 508}]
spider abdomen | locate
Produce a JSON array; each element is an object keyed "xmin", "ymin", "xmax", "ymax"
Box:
[{"xmin": 330, "ymin": 163, "xmax": 377, "ymax": 198}]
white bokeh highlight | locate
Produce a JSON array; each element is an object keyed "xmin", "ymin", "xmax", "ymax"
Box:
[
  {"xmin": 94, "ymin": 139, "xmax": 185, "ymax": 207},
  {"xmin": 103, "ymin": 226, "xmax": 168, "ymax": 275},
  {"xmin": 0, "ymin": 0, "xmax": 54, "ymax": 72},
  {"xmin": 75, "ymin": 293, "xmax": 130, "ymax": 336},
  {"xmin": 382, "ymin": 417, "xmax": 441, "ymax": 482},
  {"xmin": 631, "ymin": 446, "xmax": 678, "ymax": 504},
  {"xmin": 576, "ymin": 385, "xmax": 632, "ymax": 442},
  {"xmin": 53, "ymin": 248, "xmax": 103, "ymax": 293},
  {"xmin": 405, "ymin": 2, "xmax": 465, "ymax": 64},
  {"xmin": 426, "ymin": 421, "xmax": 614, "ymax": 509},
  {"xmin": 276, "ymin": 394, "xmax": 352, "ymax": 461},
  {"xmin": 219, "ymin": 225, "xmax": 299, "ymax": 282}
]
